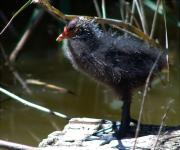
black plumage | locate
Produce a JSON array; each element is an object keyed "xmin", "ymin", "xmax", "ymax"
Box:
[{"xmin": 57, "ymin": 17, "xmax": 166, "ymax": 138}]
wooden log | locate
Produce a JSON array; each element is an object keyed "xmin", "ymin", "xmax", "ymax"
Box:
[{"xmin": 39, "ymin": 118, "xmax": 180, "ymax": 150}]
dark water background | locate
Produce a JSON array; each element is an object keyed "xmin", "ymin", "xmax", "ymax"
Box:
[{"xmin": 0, "ymin": 0, "xmax": 180, "ymax": 146}]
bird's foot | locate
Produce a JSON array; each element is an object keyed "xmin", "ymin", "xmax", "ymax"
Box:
[
  {"xmin": 85, "ymin": 128, "xmax": 130, "ymax": 146},
  {"xmin": 84, "ymin": 120, "xmax": 133, "ymax": 145},
  {"xmin": 84, "ymin": 120, "xmax": 118, "ymax": 145},
  {"xmin": 84, "ymin": 119, "xmax": 138, "ymax": 146}
]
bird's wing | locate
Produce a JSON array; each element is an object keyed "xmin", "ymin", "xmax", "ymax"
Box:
[{"xmin": 102, "ymin": 45, "xmax": 158, "ymax": 82}]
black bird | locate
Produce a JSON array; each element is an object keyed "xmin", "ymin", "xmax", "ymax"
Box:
[{"xmin": 56, "ymin": 17, "xmax": 166, "ymax": 138}]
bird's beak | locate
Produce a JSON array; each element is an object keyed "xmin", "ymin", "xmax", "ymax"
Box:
[{"xmin": 56, "ymin": 26, "xmax": 71, "ymax": 43}]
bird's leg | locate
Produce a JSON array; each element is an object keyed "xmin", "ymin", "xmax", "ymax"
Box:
[
  {"xmin": 113, "ymin": 90, "xmax": 132, "ymax": 139},
  {"xmin": 85, "ymin": 90, "xmax": 133, "ymax": 143}
]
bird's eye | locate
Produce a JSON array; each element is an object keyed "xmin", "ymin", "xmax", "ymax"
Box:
[
  {"xmin": 67, "ymin": 18, "xmax": 79, "ymax": 31},
  {"xmin": 68, "ymin": 24, "xmax": 75, "ymax": 31},
  {"xmin": 68, "ymin": 20, "xmax": 77, "ymax": 31}
]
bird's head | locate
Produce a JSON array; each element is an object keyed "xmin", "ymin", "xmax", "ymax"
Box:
[{"xmin": 56, "ymin": 17, "xmax": 98, "ymax": 43}]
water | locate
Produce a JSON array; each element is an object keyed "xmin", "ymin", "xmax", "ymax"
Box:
[{"xmin": 0, "ymin": 44, "xmax": 179, "ymax": 146}]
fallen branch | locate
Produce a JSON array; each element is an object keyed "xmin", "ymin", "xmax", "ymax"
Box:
[
  {"xmin": 26, "ymin": 79, "xmax": 76, "ymax": 95},
  {"xmin": 0, "ymin": 86, "xmax": 69, "ymax": 119},
  {"xmin": 0, "ymin": 139, "xmax": 38, "ymax": 150}
]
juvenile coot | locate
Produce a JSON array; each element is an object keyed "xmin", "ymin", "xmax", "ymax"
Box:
[{"xmin": 56, "ymin": 17, "xmax": 166, "ymax": 138}]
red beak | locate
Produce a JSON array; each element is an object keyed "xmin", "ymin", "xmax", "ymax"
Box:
[{"xmin": 56, "ymin": 26, "xmax": 70, "ymax": 43}]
